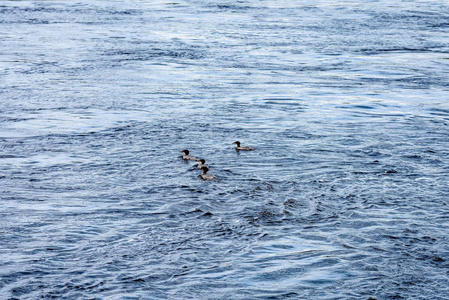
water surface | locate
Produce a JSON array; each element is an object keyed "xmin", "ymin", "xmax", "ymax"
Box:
[{"xmin": 1, "ymin": 0, "xmax": 449, "ymax": 299}]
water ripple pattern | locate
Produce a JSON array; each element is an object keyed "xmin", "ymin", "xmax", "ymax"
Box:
[{"xmin": 1, "ymin": 0, "xmax": 449, "ymax": 299}]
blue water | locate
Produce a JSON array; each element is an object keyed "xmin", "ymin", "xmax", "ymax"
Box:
[{"xmin": 1, "ymin": 0, "xmax": 449, "ymax": 299}]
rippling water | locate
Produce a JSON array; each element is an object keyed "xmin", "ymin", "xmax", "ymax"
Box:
[{"xmin": 1, "ymin": 0, "xmax": 449, "ymax": 299}]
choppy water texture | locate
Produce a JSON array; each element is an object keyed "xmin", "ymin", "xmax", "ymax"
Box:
[{"xmin": 1, "ymin": 0, "xmax": 449, "ymax": 299}]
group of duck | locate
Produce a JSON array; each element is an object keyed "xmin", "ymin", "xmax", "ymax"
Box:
[{"xmin": 180, "ymin": 141, "xmax": 256, "ymax": 180}]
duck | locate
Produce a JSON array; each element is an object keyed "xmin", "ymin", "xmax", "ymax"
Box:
[
  {"xmin": 195, "ymin": 158, "xmax": 209, "ymax": 169},
  {"xmin": 200, "ymin": 166, "xmax": 216, "ymax": 180},
  {"xmin": 180, "ymin": 149, "xmax": 197, "ymax": 161},
  {"xmin": 233, "ymin": 141, "xmax": 256, "ymax": 151}
]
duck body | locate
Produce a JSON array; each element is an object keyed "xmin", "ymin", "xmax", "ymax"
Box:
[
  {"xmin": 180, "ymin": 149, "xmax": 197, "ymax": 161},
  {"xmin": 233, "ymin": 141, "xmax": 256, "ymax": 151},
  {"xmin": 201, "ymin": 173, "xmax": 216, "ymax": 180},
  {"xmin": 196, "ymin": 159, "xmax": 209, "ymax": 170},
  {"xmin": 200, "ymin": 166, "xmax": 216, "ymax": 180}
]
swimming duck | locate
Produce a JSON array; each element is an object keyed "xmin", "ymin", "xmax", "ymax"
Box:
[
  {"xmin": 180, "ymin": 149, "xmax": 197, "ymax": 161},
  {"xmin": 233, "ymin": 141, "xmax": 256, "ymax": 151},
  {"xmin": 195, "ymin": 158, "xmax": 209, "ymax": 169},
  {"xmin": 200, "ymin": 166, "xmax": 216, "ymax": 180}
]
